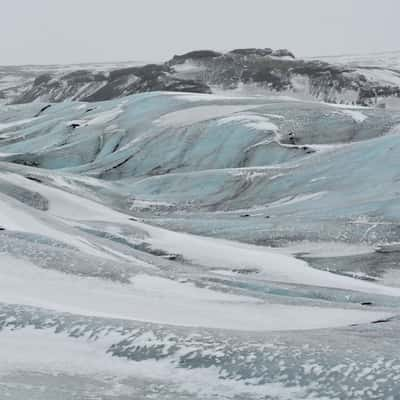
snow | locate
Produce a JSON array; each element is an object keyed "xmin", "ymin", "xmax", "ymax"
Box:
[
  {"xmin": 1, "ymin": 88, "xmax": 400, "ymax": 397},
  {"xmin": 0, "ymin": 327, "xmax": 306, "ymax": 399},
  {"xmin": 310, "ymin": 50, "xmax": 400, "ymax": 67},
  {"xmin": 155, "ymin": 104, "xmax": 263, "ymax": 127},
  {"xmin": 217, "ymin": 113, "xmax": 279, "ymax": 131},
  {"xmin": 0, "ymin": 191, "xmax": 113, "ymax": 260},
  {"xmin": 1, "ymin": 170, "xmax": 398, "ymax": 297},
  {"xmin": 67, "ymin": 106, "xmax": 123, "ymax": 127},
  {"xmin": 0, "ymin": 172, "xmax": 123, "ymax": 222},
  {"xmin": 173, "ymin": 61, "xmax": 206, "ymax": 73},
  {"xmin": 212, "ymin": 82, "xmax": 302, "ymax": 101},
  {"xmin": 278, "ymin": 241, "xmax": 374, "ymax": 258},
  {"xmin": 121, "ymin": 74, "xmax": 139, "ymax": 87},
  {"xmin": 342, "ymin": 110, "xmax": 368, "ymax": 123},
  {"xmin": 154, "ymin": 233, "xmax": 399, "ymax": 297},
  {"xmin": 0, "ymin": 117, "xmax": 42, "ymax": 134},
  {"xmin": 130, "ymin": 199, "xmax": 173, "ymax": 209},
  {"xmin": 0, "ymin": 254, "xmax": 392, "ymax": 331},
  {"xmin": 170, "ymin": 92, "xmax": 260, "ymax": 102},
  {"xmin": 354, "ymin": 68, "xmax": 400, "ymax": 87},
  {"xmin": 264, "ymin": 192, "xmax": 327, "ymax": 209},
  {"xmin": 375, "ymin": 242, "xmax": 400, "ymax": 253}
]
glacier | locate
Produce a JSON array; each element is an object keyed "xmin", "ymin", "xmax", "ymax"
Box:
[{"xmin": 0, "ymin": 88, "xmax": 400, "ymax": 399}]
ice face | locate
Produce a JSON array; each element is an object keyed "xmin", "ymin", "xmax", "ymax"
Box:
[{"xmin": 0, "ymin": 91, "xmax": 400, "ymax": 399}]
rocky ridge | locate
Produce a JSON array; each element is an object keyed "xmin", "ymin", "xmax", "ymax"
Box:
[{"xmin": 2, "ymin": 48, "xmax": 400, "ymax": 106}]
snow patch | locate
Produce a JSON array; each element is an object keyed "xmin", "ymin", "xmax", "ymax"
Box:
[
  {"xmin": 342, "ymin": 109, "xmax": 368, "ymax": 123},
  {"xmin": 217, "ymin": 113, "xmax": 279, "ymax": 132},
  {"xmin": 0, "ymin": 254, "xmax": 393, "ymax": 332},
  {"xmin": 155, "ymin": 105, "xmax": 263, "ymax": 127}
]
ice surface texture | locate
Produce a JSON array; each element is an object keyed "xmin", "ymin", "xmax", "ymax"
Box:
[{"xmin": 0, "ymin": 91, "xmax": 400, "ymax": 399}]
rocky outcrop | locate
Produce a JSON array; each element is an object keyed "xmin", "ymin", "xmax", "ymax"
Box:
[
  {"xmin": 13, "ymin": 63, "xmax": 211, "ymax": 104},
  {"xmin": 168, "ymin": 51, "xmax": 400, "ymax": 105},
  {"xmin": 7, "ymin": 47, "xmax": 400, "ymax": 105},
  {"xmin": 168, "ymin": 50, "xmax": 223, "ymax": 65},
  {"xmin": 229, "ymin": 48, "xmax": 274, "ymax": 57}
]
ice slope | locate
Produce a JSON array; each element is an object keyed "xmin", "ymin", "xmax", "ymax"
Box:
[
  {"xmin": 1, "ymin": 91, "xmax": 400, "ymax": 277},
  {"xmin": 2, "ymin": 91, "xmax": 399, "ymax": 242},
  {"xmin": 1, "ymin": 91, "xmax": 400, "ymax": 399},
  {"xmin": 1, "ymin": 91, "xmax": 400, "ymax": 269}
]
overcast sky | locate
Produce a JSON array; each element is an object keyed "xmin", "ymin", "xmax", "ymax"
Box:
[{"xmin": 1, "ymin": 0, "xmax": 399, "ymax": 65}]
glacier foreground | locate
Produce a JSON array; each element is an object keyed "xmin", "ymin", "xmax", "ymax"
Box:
[{"xmin": 1, "ymin": 90, "xmax": 400, "ymax": 399}]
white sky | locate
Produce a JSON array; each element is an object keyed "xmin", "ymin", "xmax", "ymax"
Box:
[{"xmin": 1, "ymin": 0, "xmax": 399, "ymax": 65}]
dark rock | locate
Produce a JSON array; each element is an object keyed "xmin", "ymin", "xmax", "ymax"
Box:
[
  {"xmin": 25, "ymin": 176, "xmax": 43, "ymax": 183},
  {"xmin": 34, "ymin": 104, "xmax": 51, "ymax": 117},
  {"xmin": 82, "ymin": 64, "xmax": 211, "ymax": 102},
  {"xmin": 371, "ymin": 318, "xmax": 392, "ymax": 324},
  {"xmin": 162, "ymin": 78, "xmax": 211, "ymax": 94},
  {"xmin": 229, "ymin": 48, "xmax": 273, "ymax": 57},
  {"xmin": 169, "ymin": 50, "xmax": 222, "ymax": 65},
  {"xmin": 13, "ymin": 159, "xmax": 40, "ymax": 167},
  {"xmin": 232, "ymin": 268, "xmax": 260, "ymax": 275},
  {"xmin": 359, "ymin": 85, "xmax": 400, "ymax": 105},
  {"xmin": 162, "ymin": 253, "xmax": 182, "ymax": 261}
]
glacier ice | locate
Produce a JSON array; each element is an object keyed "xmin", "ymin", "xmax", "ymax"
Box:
[{"xmin": 0, "ymin": 91, "xmax": 400, "ymax": 399}]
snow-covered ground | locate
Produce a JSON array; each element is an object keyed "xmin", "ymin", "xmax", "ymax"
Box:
[
  {"xmin": 0, "ymin": 90, "xmax": 400, "ymax": 399},
  {"xmin": 310, "ymin": 50, "xmax": 400, "ymax": 70}
]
